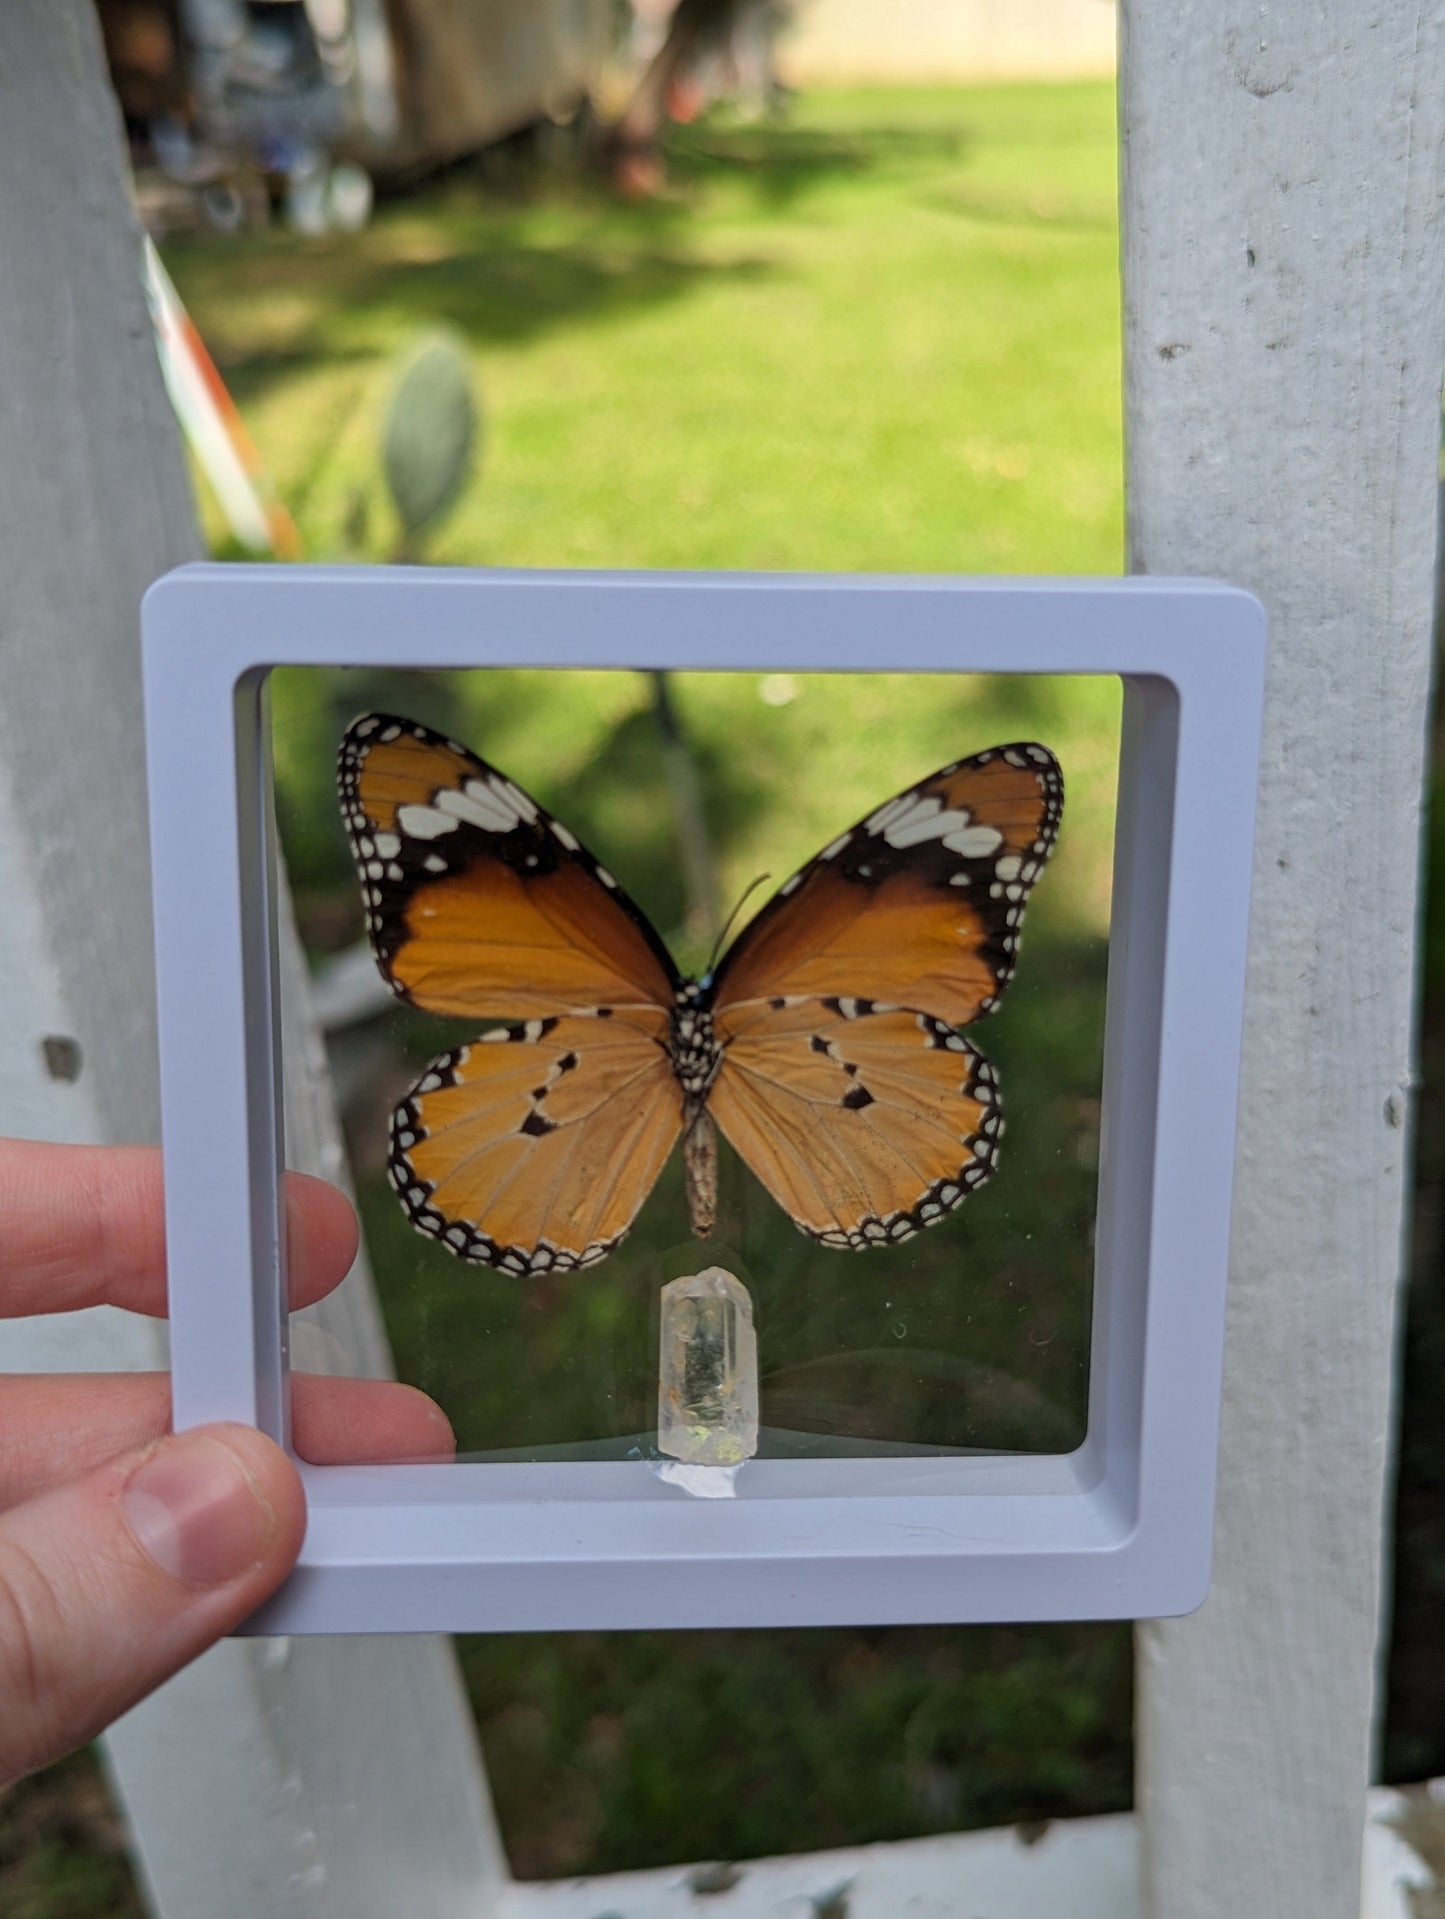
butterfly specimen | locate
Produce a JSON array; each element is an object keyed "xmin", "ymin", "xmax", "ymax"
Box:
[{"xmin": 339, "ymin": 713, "xmax": 1062, "ymax": 1275}]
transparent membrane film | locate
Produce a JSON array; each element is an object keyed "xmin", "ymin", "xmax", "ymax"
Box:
[{"xmin": 271, "ymin": 665, "xmax": 1118, "ymax": 1465}]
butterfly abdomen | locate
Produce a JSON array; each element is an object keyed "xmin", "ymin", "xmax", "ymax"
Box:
[{"xmin": 669, "ymin": 982, "xmax": 726, "ymax": 1238}]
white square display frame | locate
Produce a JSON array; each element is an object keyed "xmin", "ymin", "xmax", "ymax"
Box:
[{"xmin": 143, "ymin": 562, "xmax": 1265, "ymax": 1635}]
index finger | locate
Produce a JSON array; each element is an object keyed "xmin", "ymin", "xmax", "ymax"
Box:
[{"xmin": 0, "ymin": 1139, "xmax": 359, "ymax": 1319}]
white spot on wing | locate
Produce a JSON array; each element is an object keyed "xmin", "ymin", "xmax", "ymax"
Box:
[
  {"xmin": 498, "ymin": 779, "xmax": 538, "ymax": 822},
  {"xmin": 397, "ymin": 803, "xmax": 458, "ymax": 840},
  {"xmin": 432, "ymin": 781, "xmax": 517, "ymax": 832},
  {"xmin": 944, "ymin": 825, "xmax": 1005, "ymax": 858},
  {"xmin": 865, "ymin": 794, "xmax": 915, "ymax": 833},
  {"xmin": 879, "ymin": 797, "xmax": 945, "ymax": 846}
]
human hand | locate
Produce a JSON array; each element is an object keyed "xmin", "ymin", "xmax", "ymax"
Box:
[{"xmin": 0, "ymin": 1138, "xmax": 452, "ymax": 1787}]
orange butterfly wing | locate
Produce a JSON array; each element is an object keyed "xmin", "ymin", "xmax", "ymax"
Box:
[
  {"xmin": 708, "ymin": 996, "xmax": 1000, "ymax": 1247},
  {"xmin": 713, "ymin": 744, "xmax": 1062, "ymax": 1028},
  {"xmin": 339, "ymin": 714, "xmax": 678, "ymax": 1020},
  {"xmin": 340, "ymin": 715, "xmax": 683, "ymax": 1271},
  {"xmin": 707, "ymin": 743, "xmax": 1062, "ymax": 1244},
  {"xmin": 389, "ymin": 1011, "xmax": 684, "ymax": 1272}
]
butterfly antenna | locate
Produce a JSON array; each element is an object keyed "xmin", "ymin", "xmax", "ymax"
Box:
[{"xmin": 705, "ymin": 873, "xmax": 771, "ymax": 978}]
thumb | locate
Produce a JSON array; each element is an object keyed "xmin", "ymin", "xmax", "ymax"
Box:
[{"xmin": 0, "ymin": 1424, "xmax": 305, "ymax": 1788}]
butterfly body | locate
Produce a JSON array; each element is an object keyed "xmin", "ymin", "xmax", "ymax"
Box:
[
  {"xmin": 339, "ymin": 712, "xmax": 1061, "ymax": 1275},
  {"xmin": 668, "ymin": 980, "xmax": 725, "ymax": 1101}
]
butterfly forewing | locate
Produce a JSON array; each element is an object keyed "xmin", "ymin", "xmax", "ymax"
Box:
[
  {"xmin": 713, "ymin": 745, "xmax": 1062, "ymax": 1029},
  {"xmin": 391, "ymin": 1009, "xmax": 685, "ymax": 1272},
  {"xmin": 339, "ymin": 715, "xmax": 679, "ymax": 1020},
  {"xmin": 708, "ymin": 996, "xmax": 1001, "ymax": 1246}
]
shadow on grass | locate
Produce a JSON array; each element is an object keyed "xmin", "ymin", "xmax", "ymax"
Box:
[
  {"xmin": 163, "ymin": 111, "xmax": 994, "ymax": 411},
  {"xmin": 170, "ymin": 217, "xmax": 777, "ymax": 411},
  {"xmin": 920, "ymin": 185, "xmax": 1117, "ymax": 235},
  {"xmin": 666, "ymin": 119, "xmax": 969, "ymax": 206}
]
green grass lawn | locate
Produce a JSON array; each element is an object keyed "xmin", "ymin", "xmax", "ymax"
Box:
[
  {"xmin": 172, "ymin": 83, "xmax": 1122, "ymax": 581},
  {"xmin": 10, "ymin": 81, "xmax": 1131, "ymax": 1901}
]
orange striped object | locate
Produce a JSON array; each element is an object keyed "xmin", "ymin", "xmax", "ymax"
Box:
[{"xmin": 143, "ymin": 238, "xmax": 302, "ymax": 560}]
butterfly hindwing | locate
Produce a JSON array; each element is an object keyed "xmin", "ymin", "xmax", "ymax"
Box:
[
  {"xmin": 708, "ymin": 994, "xmax": 1001, "ymax": 1246},
  {"xmin": 712, "ymin": 744, "xmax": 1062, "ymax": 1029},
  {"xmin": 339, "ymin": 714, "xmax": 679, "ymax": 1020},
  {"xmin": 390, "ymin": 1008, "xmax": 685, "ymax": 1273}
]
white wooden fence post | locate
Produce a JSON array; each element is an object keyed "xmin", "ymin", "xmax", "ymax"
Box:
[
  {"xmin": 0, "ymin": 6, "xmax": 509, "ymax": 1914},
  {"xmin": 1120, "ymin": 6, "xmax": 1445, "ymax": 1915}
]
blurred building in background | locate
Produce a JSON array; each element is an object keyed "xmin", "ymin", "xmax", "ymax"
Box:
[
  {"xmin": 99, "ymin": 2, "xmax": 1116, "ymax": 232},
  {"xmin": 779, "ymin": 0, "xmax": 1116, "ymax": 82},
  {"xmin": 99, "ymin": 0, "xmax": 617, "ymax": 231}
]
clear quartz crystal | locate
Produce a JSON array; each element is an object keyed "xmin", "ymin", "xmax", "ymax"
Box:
[{"xmin": 657, "ymin": 1267, "xmax": 759, "ymax": 1466}]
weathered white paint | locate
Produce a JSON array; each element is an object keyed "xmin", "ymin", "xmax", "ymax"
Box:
[
  {"xmin": 0, "ymin": 5, "xmax": 507, "ymax": 1914},
  {"xmin": 498, "ymin": 1786, "xmax": 1444, "ymax": 1919},
  {"xmin": 503, "ymin": 1813, "xmax": 1141, "ymax": 1919},
  {"xmin": 778, "ymin": 0, "xmax": 1117, "ymax": 84},
  {"xmin": 1120, "ymin": 6, "xmax": 1445, "ymax": 1917},
  {"xmin": 1362, "ymin": 1789, "xmax": 1440, "ymax": 1919},
  {"xmin": 0, "ymin": 746, "xmax": 168, "ymax": 1380},
  {"xmin": 309, "ymin": 938, "xmax": 395, "ymax": 1031}
]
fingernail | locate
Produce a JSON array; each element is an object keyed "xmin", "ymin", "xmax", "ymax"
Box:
[{"xmin": 121, "ymin": 1435, "xmax": 277, "ymax": 1588}]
